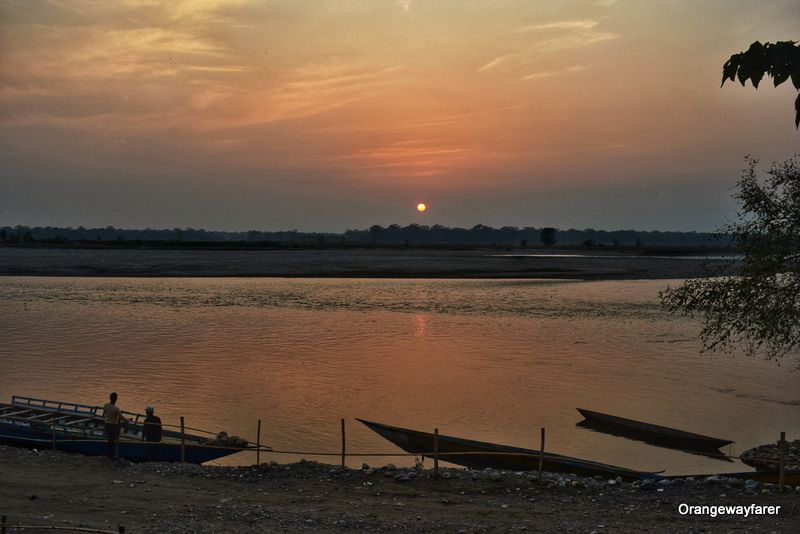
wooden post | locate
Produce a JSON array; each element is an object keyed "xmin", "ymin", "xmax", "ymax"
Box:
[
  {"xmin": 433, "ymin": 427, "xmax": 440, "ymax": 478},
  {"xmin": 341, "ymin": 418, "xmax": 346, "ymax": 469},
  {"xmin": 1, "ymin": 514, "xmax": 7, "ymax": 534},
  {"xmin": 538, "ymin": 427, "xmax": 545, "ymax": 483},
  {"xmin": 256, "ymin": 419, "xmax": 262, "ymax": 466},
  {"xmin": 52, "ymin": 421, "xmax": 57, "ymax": 450},
  {"xmin": 180, "ymin": 416, "xmax": 186, "ymax": 464},
  {"xmin": 779, "ymin": 431, "xmax": 785, "ymax": 492}
]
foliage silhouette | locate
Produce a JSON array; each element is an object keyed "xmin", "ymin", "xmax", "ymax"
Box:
[
  {"xmin": 661, "ymin": 157, "xmax": 800, "ymax": 364},
  {"xmin": 721, "ymin": 41, "xmax": 800, "ymax": 128},
  {"xmin": 539, "ymin": 227, "xmax": 557, "ymax": 246},
  {"xmin": 1, "ymin": 224, "xmax": 723, "ymax": 248}
]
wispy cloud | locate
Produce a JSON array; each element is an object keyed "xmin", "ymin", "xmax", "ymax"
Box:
[
  {"xmin": 313, "ymin": 106, "xmax": 523, "ymax": 134},
  {"xmin": 477, "ymin": 54, "xmax": 516, "ymax": 73},
  {"xmin": 330, "ymin": 139, "xmax": 508, "ymax": 177},
  {"xmin": 522, "ymin": 65, "xmax": 587, "ymax": 81},
  {"xmin": 513, "ymin": 20, "xmax": 600, "ymax": 33},
  {"xmin": 200, "ymin": 61, "xmax": 404, "ymax": 129},
  {"xmin": 536, "ymin": 31, "xmax": 618, "ymax": 53},
  {"xmin": 478, "ymin": 18, "xmax": 617, "ymax": 73}
]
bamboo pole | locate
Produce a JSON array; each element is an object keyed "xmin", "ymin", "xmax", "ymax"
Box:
[
  {"xmin": 538, "ymin": 427, "xmax": 545, "ymax": 483},
  {"xmin": 341, "ymin": 418, "xmax": 346, "ymax": 469},
  {"xmin": 433, "ymin": 428, "xmax": 439, "ymax": 477},
  {"xmin": 779, "ymin": 431, "xmax": 785, "ymax": 492},
  {"xmin": 180, "ymin": 416, "xmax": 186, "ymax": 464},
  {"xmin": 52, "ymin": 422, "xmax": 57, "ymax": 450},
  {"xmin": 256, "ymin": 419, "xmax": 262, "ymax": 466}
]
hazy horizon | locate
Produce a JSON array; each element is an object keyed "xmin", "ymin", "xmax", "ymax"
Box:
[
  {"xmin": 2, "ymin": 221, "xmax": 724, "ymax": 236},
  {"xmin": 2, "ymin": 1, "xmax": 798, "ymax": 232}
]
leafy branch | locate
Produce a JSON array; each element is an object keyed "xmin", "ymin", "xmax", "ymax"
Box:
[{"xmin": 721, "ymin": 41, "xmax": 800, "ymax": 128}]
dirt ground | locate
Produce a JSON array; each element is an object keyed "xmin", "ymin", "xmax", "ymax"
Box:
[{"xmin": 1, "ymin": 446, "xmax": 797, "ymax": 533}]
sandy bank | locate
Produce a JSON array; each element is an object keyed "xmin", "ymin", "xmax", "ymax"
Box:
[
  {"xmin": 0, "ymin": 248, "xmax": 736, "ymax": 279},
  {"xmin": 1, "ymin": 446, "xmax": 797, "ymax": 533}
]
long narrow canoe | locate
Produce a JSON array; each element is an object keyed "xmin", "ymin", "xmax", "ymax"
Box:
[
  {"xmin": 576, "ymin": 408, "xmax": 734, "ymax": 451},
  {"xmin": 358, "ymin": 418, "xmax": 661, "ymax": 481},
  {"xmin": 0, "ymin": 395, "xmax": 255, "ymax": 464}
]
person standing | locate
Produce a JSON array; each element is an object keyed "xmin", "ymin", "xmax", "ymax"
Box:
[
  {"xmin": 141, "ymin": 405, "xmax": 163, "ymax": 460},
  {"xmin": 102, "ymin": 392, "xmax": 127, "ymax": 458}
]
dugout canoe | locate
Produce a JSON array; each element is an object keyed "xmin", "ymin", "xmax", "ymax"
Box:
[
  {"xmin": 0, "ymin": 395, "xmax": 257, "ymax": 464},
  {"xmin": 357, "ymin": 418, "xmax": 661, "ymax": 481},
  {"xmin": 576, "ymin": 408, "xmax": 734, "ymax": 452}
]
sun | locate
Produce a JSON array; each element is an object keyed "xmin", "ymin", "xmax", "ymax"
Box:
[{"xmin": 416, "ymin": 203, "xmax": 427, "ymax": 212}]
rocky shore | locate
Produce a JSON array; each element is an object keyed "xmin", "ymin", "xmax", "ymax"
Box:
[
  {"xmin": 741, "ymin": 439, "xmax": 800, "ymax": 472},
  {"xmin": 1, "ymin": 446, "xmax": 798, "ymax": 533}
]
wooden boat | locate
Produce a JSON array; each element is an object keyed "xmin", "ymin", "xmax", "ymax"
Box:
[
  {"xmin": 576, "ymin": 420, "xmax": 734, "ymax": 462},
  {"xmin": 576, "ymin": 408, "xmax": 734, "ymax": 451},
  {"xmin": 0, "ymin": 395, "xmax": 257, "ymax": 464},
  {"xmin": 358, "ymin": 418, "xmax": 662, "ymax": 481}
]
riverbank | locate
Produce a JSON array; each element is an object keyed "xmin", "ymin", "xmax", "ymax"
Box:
[
  {"xmin": 1, "ymin": 446, "xmax": 797, "ymax": 533},
  {"xmin": 0, "ymin": 247, "xmax": 736, "ymax": 279}
]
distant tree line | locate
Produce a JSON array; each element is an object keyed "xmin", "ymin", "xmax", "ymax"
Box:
[{"xmin": 0, "ymin": 224, "xmax": 729, "ymax": 248}]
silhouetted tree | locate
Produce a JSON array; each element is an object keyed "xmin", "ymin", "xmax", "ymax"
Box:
[
  {"xmin": 721, "ymin": 41, "xmax": 800, "ymax": 127},
  {"xmin": 662, "ymin": 157, "xmax": 800, "ymax": 364},
  {"xmin": 540, "ymin": 227, "xmax": 557, "ymax": 246}
]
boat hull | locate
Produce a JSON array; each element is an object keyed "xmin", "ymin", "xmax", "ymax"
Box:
[
  {"xmin": 0, "ymin": 421, "xmax": 245, "ymax": 464},
  {"xmin": 576, "ymin": 408, "xmax": 734, "ymax": 451},
  {"xmin": 358, "ymin": 418, "xmax": 660, "ymax": 481}
]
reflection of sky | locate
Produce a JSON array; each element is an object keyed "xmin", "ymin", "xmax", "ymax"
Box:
[
  {"xmin": 1, "ymin": 277, "xmax": 797, "ymax": 474},
  {"xmin": 414, "ymin": 314, "xmax": 426, "ymax": 338},
  {"xmin": 1, "ymin": 1, "xmax": 798, "ymax": 231}
]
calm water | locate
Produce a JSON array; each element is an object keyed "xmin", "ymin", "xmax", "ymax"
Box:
[{"xmin": 1, "ymin": 277, "xmax": 797, "ymax": 475}]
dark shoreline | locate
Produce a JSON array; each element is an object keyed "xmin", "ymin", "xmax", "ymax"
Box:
[
  {"xmin": 1, "ymin": 446, "xmax": 797, "ymax": 533},
  {"xmin": 0, "ymin": 247, "xmax": 737, "ymax": 280}
]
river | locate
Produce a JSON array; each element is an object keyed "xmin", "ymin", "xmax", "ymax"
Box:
[{"xmin": 0, "ymin": 276, "xmax": 796, "ymax": 475}]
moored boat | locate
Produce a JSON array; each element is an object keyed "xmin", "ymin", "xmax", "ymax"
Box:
[
  {"xmin": 358, "ymin": 418, "xmax": 662, "ymax": 481},
  {"xmin": 0, "ymin": 395, "xmax": 257, "ymax": 464},
  {"xmin": 576, "ymin": 408, "xmax": 734, "ymax": 452}
]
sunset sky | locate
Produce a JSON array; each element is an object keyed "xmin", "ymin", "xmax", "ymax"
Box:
[{"xmin": 1, "ymin": 0, "xmax": 798, "ymax": 232}]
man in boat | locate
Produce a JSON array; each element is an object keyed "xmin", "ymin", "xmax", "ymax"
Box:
[
  {"xmin": 141, "ymin": 405, "xmax": 163, "ymax": 460},
  {"xmin": 102, "ymin": 392, "xmax": 128, "ymax": 458}
]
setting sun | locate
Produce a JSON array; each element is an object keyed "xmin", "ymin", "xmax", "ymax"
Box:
[{"xmin": 416, "ymin": 203, "xmax": 427, "ymax": 212}]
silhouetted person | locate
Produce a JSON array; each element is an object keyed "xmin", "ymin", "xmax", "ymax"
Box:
[
  {"xmin": 141, "ymin": 405, "xmax": 163, "ymax": 460},
  {"xmin": 102, "ymin": 392, "xmax": 128, "ymax": 458}
]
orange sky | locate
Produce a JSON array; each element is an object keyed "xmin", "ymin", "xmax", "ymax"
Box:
[{"xmin": 1, "ymin": 0, "xmax": 798, "ymax": 231}]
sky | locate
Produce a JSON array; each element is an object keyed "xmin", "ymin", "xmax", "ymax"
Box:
[{"xmin": 1, "ymin": 0, "xmax": 798, "ymax": 232}]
